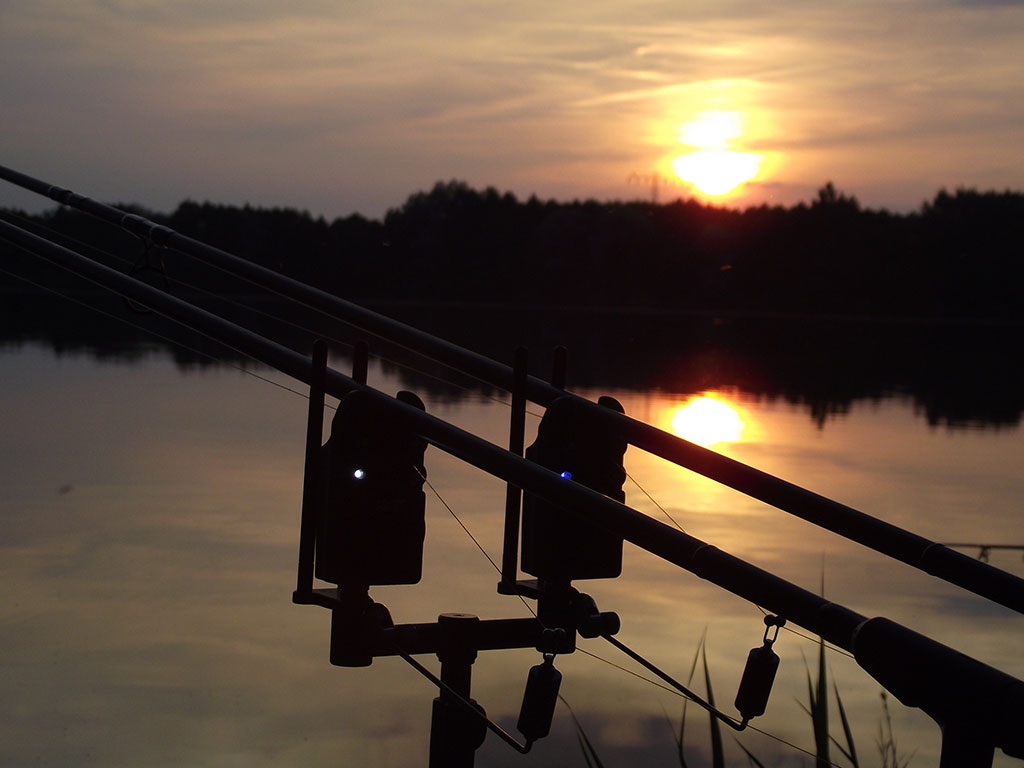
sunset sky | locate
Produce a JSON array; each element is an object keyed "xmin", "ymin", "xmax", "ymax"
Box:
[{"xmin": 2, "ymin": 0, "xmax": 1023, "ymax": 218}]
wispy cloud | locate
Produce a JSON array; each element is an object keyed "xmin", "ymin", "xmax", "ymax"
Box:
[{"xmin": 1, "ymin": 0, "xmax": 1022, "ymax": 214}]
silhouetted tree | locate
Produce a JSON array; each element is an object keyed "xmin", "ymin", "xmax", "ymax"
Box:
[{"xmin": 4, "ymin": 181, "xmax": 1023, "ymax": 320}]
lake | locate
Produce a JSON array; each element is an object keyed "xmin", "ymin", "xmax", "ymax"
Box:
[{"xmin": 1, "ymin": 323, "xmax": 1022, "ymax": 768}]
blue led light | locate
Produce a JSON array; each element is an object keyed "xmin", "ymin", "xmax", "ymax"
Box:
[
  {"xmin": 353, "ymin": 468, "xmax": 366, "ymax": 480},
  {"xmin": 560, "ymin": 471, "xmax": 572, "ymax": 479}
]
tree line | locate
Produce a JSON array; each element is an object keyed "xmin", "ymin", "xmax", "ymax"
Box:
[{"xmin": 3, "ymin": 181, "xmax": 1023, "ymax": 320}]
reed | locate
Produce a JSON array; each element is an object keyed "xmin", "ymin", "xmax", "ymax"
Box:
[
  {"xmin": 877, "ymin": 691, "xmax": 914, "ymax": 768},
  {"xmin": 798, "ymin": 635, "xmax": 859, "ymax": 767},
  {"xmin": 566, "ymin": 629, "xmax": 910, "ymax": 768},
  {"xmin": 560, "ymin": 694, "xmax": 606, "ymax": 768},
  {"xmin": 568, "ymin": 629, "xmax": 765, "ymax": 768}
]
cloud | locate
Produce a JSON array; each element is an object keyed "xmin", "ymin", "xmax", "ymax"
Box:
[{"xmin": 1, "ymin": 0, "xmax": 1023, "ymax": 215}]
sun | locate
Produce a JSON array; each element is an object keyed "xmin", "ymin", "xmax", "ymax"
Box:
[
  {"xmin": 678, "ymin": 111, "xmax": 742, "ymax": 149},
  {"xmin": 669, "ymin": 395, "xmax": 745, "ymax": 447},
  {"xmin": 673, "ymin": 151, "xmax": 762, "ymax": 196},
  {"xmin": 672, "ymin": 112, "xmax": 762, "ymax": 197}
]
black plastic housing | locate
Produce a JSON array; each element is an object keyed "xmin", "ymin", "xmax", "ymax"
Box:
[
  {"xmin": 521, "ymin": 395, "xmax": 626, "ymax": 580},
  {"xmin": 316, "ymin": 389, "xmax": 427, "ymax": 587}
]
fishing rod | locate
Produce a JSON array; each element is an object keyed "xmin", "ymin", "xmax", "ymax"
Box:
[
  {"xmin": 2, "ymin": 163, "xmax": 1022, "ymax": 616},
  {"xmin": 3, "ymin": 216, "xmax": 1023, "ymax": 767}
]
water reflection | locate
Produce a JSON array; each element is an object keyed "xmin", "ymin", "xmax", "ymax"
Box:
[
  {"xmin": 4, "ymin": 295, "xmax": 1024, "ymax": 430},
  {"xmin": 1, "ymin": 346, "xmax": 1022, "ymax": 768},
  {"xmin": 667, "ymin": 392, "xmax": 746, "ymax": 447}
]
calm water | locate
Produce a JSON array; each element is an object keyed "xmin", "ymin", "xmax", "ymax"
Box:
[{"xmin": 2, "ymin": 343, "xmax": 1022, "ymax": 768}]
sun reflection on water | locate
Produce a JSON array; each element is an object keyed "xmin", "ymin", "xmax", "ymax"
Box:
[
  {"xmin": 669, "ymin": 392, "xmax": 746, "ymax": 447},
  {"xmin": 5, "ymin": 350, "xmax": 1024, "ymax": 768}
]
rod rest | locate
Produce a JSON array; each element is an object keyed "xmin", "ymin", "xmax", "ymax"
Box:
[{"xmin": 852, "ymin": 617, "xmax": 1024, "ymax": 760}]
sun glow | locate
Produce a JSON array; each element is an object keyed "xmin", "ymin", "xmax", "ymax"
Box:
[
  {"xmin": 678, "ymin": 112, "xmax": 742, "ymax": 149},
  {"xmin": 673, "ymin": 112, "xmax": 762, "ymax": 197},
  {"xmin": 670, "ymin": 395, "xmax": 745, "ymax": 447},
  {"xmin": 673, "ymin": 151, "xmax": 762, "ymax": 196}
]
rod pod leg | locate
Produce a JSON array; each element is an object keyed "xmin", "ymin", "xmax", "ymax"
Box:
[
  {"xmin": 939, "ymin": 723, "xmax": 994, "ymax": 768},
  {"xmin": 428, "ymin": 614, "xmax": 487, "ymax": 768}
]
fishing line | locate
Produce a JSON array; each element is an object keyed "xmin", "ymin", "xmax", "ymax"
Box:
[
  {"xmin": 3, "ymin": 209, "xmax": 148, "ymax": 271},
  {"xmin": 392, "ymin": 643, "xmax": 533, "ymax": 754},
  {"xmin": 625, "ymin": 469, "xmax": 686, "ymax": 532},
  {"xmin": 4, "ymin": 218, "xmax": 860, "ymax": 765},
  {"xmin": 415, "ymin": 466, "xmax": 502, "ymax": 575},
  {"xmin": 5, "ymin": 234, "xmax": 539, "ymax": 626},
  {"xmin": 3, "ymin": 218, "xmax": 544, "ymax": 434},
  {"xmin": 415, "ymin": 466, "xmax": 542, "ymax": 621},
  {"xmin": 8, "ymin": 257, "xmax": 851, "ymax": 767},
  {"xmin": 411, "ymin": 408, "xmax": 861, "ymax": 690},
  {"xmin": 575, "ymin": 646, "xmax": 689, "ymax": 698},
  {"xmin": 744, "ymin": 722, "xmax": 848, "ymax": 768},
  {"xmin": 0, "ymin": 261, "xmax": 318, "ymax": 403},
  {"xmin": 0, "ymin": 244, "xmax": 326, "ymax": 408},
  {"xmin": 2, "ymin": 210, "xmax": 325, "ymax": 345},
  {"xmin": 627, "ymin": 441, "xmax": 857, "ymax": 663},
  {"xmin": 3, "ymin": 211, "xmax": 536, "ymax": 417},
  {"xmin": 751, "ymin": 603, "xmax": 855, "ymax": 660},
  {"xmin": 410, "ymin": 464, "xmax": 743, "ymax": 717},
  {"xmin": 412, "ymin": 457, "xmax": 841, "ymax": 764},
  {"xmin": 574, "ymin": 639, "xmax": 847, "ymax": 767},
  {"xmin": 410, "ymin": 363, "xmax": 858, "ymax": 670},
  {"xmin": 112, "ymin": 218, "xmax": 544, "ymax": 404}
]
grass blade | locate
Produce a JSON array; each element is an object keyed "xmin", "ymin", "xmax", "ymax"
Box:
[
  {"xmin": 673, "ymin": 630, "xmax": 706, "ymax": 768},
  {"xmin": 560, "ymin": 695, "xmax": 606, "ymax": 768},
  {"xmin": 576, "ymin": 730, "xmax": 597, "ymax": 768},
  {"xmin": 688, "ymin": 628, "xmax": 705, "ymax": 684},
  {"xmin": 700, "ymin": 636, "xmax": 724, "ymax": 768},
  {"xmin": 801, "ymin": 641, "xmax": 831, "ymax": 768},
  {"xmin": 733, "ymin": 737, "xmax": 768, "ymax": 768},
  {"xmin": 833, "ymin": 678, "xmax": 859, "ymax": 768},
  {"xmin": 813, "ymin": 637, "xmax": 830, "ymax": 768},
  {"xmin": 877, "ymin": 690, "xmax": 915, "ymax": 768},
  {"xmin": 675, "ymin": 705, "xmax": 691, "ymax": 768},
  {"xmin": 660, "ymin": 703, "xmax": 681, "ymax": 752}
]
